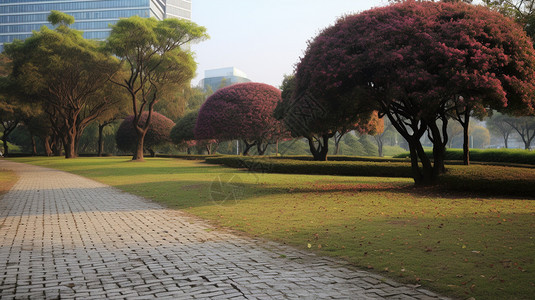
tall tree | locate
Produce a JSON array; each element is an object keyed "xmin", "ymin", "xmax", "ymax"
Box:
[
  {"xmin": 0, "ymin": 55, "xmax": 33, "ymax": 157},
  {"xmin": 504, "ymin": 116, "xmax": 535, "ymax": 149},
  {"xmin": 486, "ymin": 113, "xmax": 515, "ymax": 148},
  {"xmin": 292, "ymin": 1, "xmax": 535, "ymax": 184},
  {"xmin": 107, "ymin": 16, "xmax": 208, "ymax": 161},
  {"xmin": 5, "ymin": 11, "xmax": 121, "ymax": 158}
]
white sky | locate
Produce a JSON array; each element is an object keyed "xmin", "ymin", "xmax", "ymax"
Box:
[{"xmin": 191, "ymin": 0, "xmax": 390, "ymax": 88}]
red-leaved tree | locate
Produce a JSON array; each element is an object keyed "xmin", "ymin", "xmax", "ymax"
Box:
[
  {"xmin": 195, "ymin": 82, "xmax": 286, "ymax": 155},
  {"xmin": 294, "ymin": 1, "xmax": 535, "ymax": 184},
  {"xmin": 116, "ymin": 111, "xmax": 175, "ymax": 157}
]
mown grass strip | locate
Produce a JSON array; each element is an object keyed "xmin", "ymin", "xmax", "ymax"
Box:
[{"xmin": 9, "ymin": 156, "xmax": 535, "ymax": 300}]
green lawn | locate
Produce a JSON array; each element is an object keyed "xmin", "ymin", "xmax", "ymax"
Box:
[
  {"xmin": 0, "ymin": 167, "xmax": 18, "ymax": 196},
  {"xmin": 9, "ymin": 156, "xmax": 535, "ymax": 300}
]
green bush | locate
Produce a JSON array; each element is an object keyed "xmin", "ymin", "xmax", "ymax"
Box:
[
  {"xmin": 441, "ymin": 165, "xmax": 535, "ymax": 197},
  {"xmin": 156, "ymin": 154, "xmax": 220, "ymax": 160},
  {"xmin": 204, "ymin": 156, "xmax": 535, "ymax": 198},
  {"xmin": 272, "ymin": 155, "xmax": 409, "ymax": 163},
  {"xmin": 205, "ymin": 156, "xmax": 413, "ymax": 177},
  {"xmin": 394, "ymin": 148, "xmax": 535, "ymax": 165}
]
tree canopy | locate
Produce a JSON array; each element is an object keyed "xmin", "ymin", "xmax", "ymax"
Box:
[
  {"xmin": 4, "ymin": 11, "xmax": 120, "ymax": 158},
  {"xmin": 292, "ymin": 1, "xmax": 535, "ymax": 184},
  {"xmin": 116, "ymin": 111, "xmax": 175, "ymax": 157},
  {"xmin": 107, "ymin": 16, "xmax": 208, "ymax": 161},
  {"xmin": 195, "ymin": 82, "xmax": 287, "ymax": 155}
]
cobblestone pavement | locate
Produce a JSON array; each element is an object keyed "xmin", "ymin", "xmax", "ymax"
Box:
[{"xmin": 0, "ymin": 160, "xmax": 450, "ymax": 299}]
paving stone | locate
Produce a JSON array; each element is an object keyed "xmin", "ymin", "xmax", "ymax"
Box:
[{"xmin": 0, "ymin": 160, "xmax": 450, "ymax": 299}]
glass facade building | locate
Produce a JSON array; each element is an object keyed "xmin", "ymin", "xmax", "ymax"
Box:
[
  {"xmin": 0, "ymin": 0, "xmax": 192, "ymax": 51},
  {"xmin": 200, "ymin": 67, "xmax": 252, "ymax": 92}
]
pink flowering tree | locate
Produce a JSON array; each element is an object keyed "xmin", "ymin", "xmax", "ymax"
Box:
[
  {"xmin": 294, "ymin": 1, "xmax": 535, "ymax": 184},
  {"xmin": 195, "ymin": 82, "xmax": 287, "ymax": 155},
  {"xmin": 116, "ymin": 111, "xmax": 175, "ymax": 157}
]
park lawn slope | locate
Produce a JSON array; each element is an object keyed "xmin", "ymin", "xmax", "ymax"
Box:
[{"xmin": 9, "ymin": 156, "xmax": 535, "ymax": 300}]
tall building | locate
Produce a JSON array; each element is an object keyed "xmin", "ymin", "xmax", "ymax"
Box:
[
  {"xmin": 200, "ymin": 67, "xmax": 252, "ymax": 92},
  {"xmin": 0, "ymin": 0, "xmax": 191, "ymax": 51}
]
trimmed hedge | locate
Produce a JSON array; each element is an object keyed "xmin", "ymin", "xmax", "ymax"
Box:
[
  {"xmin": 156, "ymin": 154, "xmax": 221, "ymax": 160},
  {"xmin": 271, "ymin": 155, "xmax": 409, "ymax": 163},
  {"xmin": 204, "ymin": 156, "xmax": 535, "ymax": 198},
  {"xmin": 205, "ymin": 156, "xmax": 413, "ymax": 177},
  {"xmin": 394, "ymin": 148, "xmax": 535, "ymax": 165},
  {"xmin": 442, "ymin": 165, "xmax": 535, "ymax": 197}
]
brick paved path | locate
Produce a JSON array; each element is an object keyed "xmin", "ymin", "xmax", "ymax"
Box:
[{"xmin": 0, "ymin": 160, "xmax": 449, "ymax": 299}]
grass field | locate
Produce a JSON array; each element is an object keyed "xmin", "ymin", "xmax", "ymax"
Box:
[
  {"xmin": 0, "ymin": 167, "xmax": 18, "ymax": 196},
  {"xmin": 8, "ymin": 156, "xmax": 535, "ymax": 300}
]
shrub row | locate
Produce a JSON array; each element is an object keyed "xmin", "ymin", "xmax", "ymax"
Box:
[
  {"xmin": 272, "ymin": 155, "xmax": 409, "ymax": 163},
  {"xmin": 205, "ymin": 156, "xmax": 413, "ymax": 177},
  {"xmin": 441, "ymin": 165, "xmax": 535, "ymax": 197},
  {"xmin": 394, "ymin": 148, "xmax": 535, "ymax": 165},
  {"xmin": 204, "ymin": 156, "xmax": 535, "ymax": 198},
  {"xmin": 156, "ymin": 154, "xmax": 221, "ymax": 160}
]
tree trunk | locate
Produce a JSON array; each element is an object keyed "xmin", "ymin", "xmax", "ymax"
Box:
[
  {"xmin": 2, "ymin": 136, "xmax": 8, "ymax": 157},
  {"xmin": 415, "ymin": 141, "xmax": 435, "ymax": 185},
  {"xmin": 133, "ymin": 128, "xmax": 147, "ymax": 161},
  {"xmin": 256, "ymin": 142, "xmax": 269, "ymax": 156},
  {"xmin": 98, "ymin": 123, "xmax": 104, "ymax": 157},
  {"xmin": 242, "ymin": 140, "xmax": 256, "ymax": 156},
  {"xmin": 333, "ymin": 131, "xmax": 347, "ymax": 155},
  {"xmin": 44, "ymin": 136, "xmax": 53, "ymax": 157},
  {"xmin": 407, "ymin": 138, "xmax": 423, "ymax": 185},
  {"xmin": 62, "ymin": 124, "xmax": 78, "ymax": 159},
  {"xmin": 504, "ymin": 133, "xmax": 509, "ymax": 149},
  {"xmin": 307, "ymin": 134, "xmax": 329, "ymax": 161},
  {"xmin": 374, "ymin": 135, "xmax": 384, "ymax": 157},
  {"xmin": 64, "ymin": 133, "xmax": 77, "ymax": 159},
  {"xmin": 462, "ymin": 111, "xmax": 470, "ymax": 165},
  {"xmin": 148, "ymin": 148, "xmax": 155, "ymax": 157},
  {"xmin": 53, "ymin": 135, "xmax": 62, "ymax": 156},
  {"xmin": 31, "ymin": 136, "xmax": 37, "ymax": 156}
]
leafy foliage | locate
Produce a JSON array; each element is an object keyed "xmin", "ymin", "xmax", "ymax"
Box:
[
  {"xmin": 170, "ymin": 110, "xmax": 198, "ymax": 145},
  {"xmin": 116, "ymin": 112, "xmax": 174, "ymax": 155},
  {"xmin": 195, "ymin": 82, "xmax": 287, "ymax": 155},
  {"xmin": 107, "ymin": 16, "xmax": 208, "ymax": 160},
  {"xmin": 293, "ymin": 1, "xmax": 535, "ymax": 183},
  {"xmin": 205, "ymin": 156, "xmax": 412, "ymax": 178},
  {"xmin": 394, "ymin": 148, "xmax": 535, "ymax": 165},
  {"xmin": 5, "ymin": 12, "xmax": 120, "ymax": 158}
]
